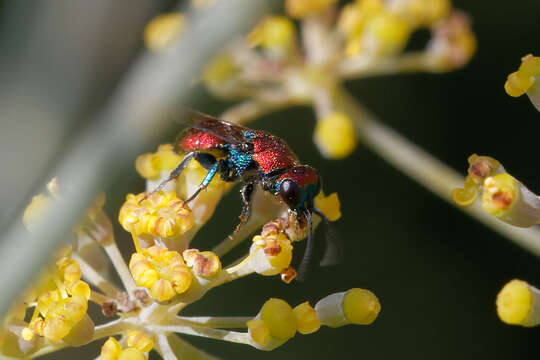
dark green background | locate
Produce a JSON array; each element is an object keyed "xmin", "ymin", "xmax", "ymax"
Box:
[{"xmin": 3, "ymin": 0, "xmax": 540, "ymax": 359}]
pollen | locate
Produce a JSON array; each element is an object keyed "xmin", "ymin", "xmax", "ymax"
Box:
[
  {"xmin": 144, "ymin": 13, "xmax": 185, "ymax": 52},
  {"xmin": 119, "ymin": 191, "xmax": 194, "ymax": 239},
  {"xmin": 129, "ymin": 245, "xmax": 192, "ymax": 301},
  {"xmin": 314, "ymin": 192, "xmax": 341, "ymax": 221},
  {"xmin": 313, "ymin": 112, "xmax": 357, "ymax": 159},
  {"xmin": 182, "ymin": 249, "xmax": 222, "ymax": 278}
]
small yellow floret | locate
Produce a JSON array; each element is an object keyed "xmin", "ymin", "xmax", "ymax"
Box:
[
  {"xmin": 102, "ymin": 337, "xmax": 123, "ymax": 360},
  {"xmin": 338, "ymin": 0, "xmax": 382, "ymax": 37},
  {"xmin": 482, "ymin": 174, "xmax": 517, "ymax": 217},
  {"xmin": 285, "ymin": 0, "xmax": 337, "ymax": 18},
  {"xmin": 260, "ymin": 298, "xmax": 297, "ymax": 340},
  {"xmin": 293, "ymin": 302, "xmax": 321, "ymax": 334},
  {"xmin": 119, "ymin": 191, "xmax": 194, "ymax": 239},
  {"xmin": 496, "ymin": 280, "xmax": 533, "ymax": 326},
  {"xmin": 247, "ymin": 319, "xmax": 270, "ymax": 346},
  {"xmin": 314, "ymin": 112, "xmax": 357, "ymax": 159},
  {"xmin": 144, "ymin": 13, "xmax": 185, "ymax": 52},
  {"xmin": 505, "ymin": 55, "xmax": 540, "ymax": 97},
  {"xmin": 343, "ymin": 288, "xmax": 381, "ymax": 325},
  {"xmin": 183, "ymin": 249, "xmax": 222, "ymax": 278},
  {"xmin": 250, "ymin": 233, "xmax": 294, "ymax": 276},
  {"xmin": 127, "ymin": 331, "xmax": 153, "ymax": 353},
  {"xmin": 314, "ymin": 192, "xmax": 341, "ymax": 221},
  {"xmin": 366, "ymin": 13, "xmax": 411, "ymax": 55},
  {"xmin": 129, "ymin": 245, "xmax": 192, "ymax": 301},
  {"xmin": 247, "ymin": 16, "xmax": 296, "ymax": 52}
]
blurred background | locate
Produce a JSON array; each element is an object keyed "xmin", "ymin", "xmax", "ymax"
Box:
[{"xmin": 2, "ymin": 0, "xmax": 540, "ymax": 359}]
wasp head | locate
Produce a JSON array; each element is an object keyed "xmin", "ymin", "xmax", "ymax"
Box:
[{"xmin": 277, "ymin": 165, "xmax": 321, "ymax": 213}]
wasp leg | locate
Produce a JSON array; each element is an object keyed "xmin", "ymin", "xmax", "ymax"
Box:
[
  {"xmin": 182, "ymin": 161, "xmax": 219, "ymax": 206},
  {"xmin": 141, "ymin": 152, "xmax": 196, "ymax": 202},
  {"xmin": 228, "ymin": 182, "xmax": 254, "ymax": 240}
]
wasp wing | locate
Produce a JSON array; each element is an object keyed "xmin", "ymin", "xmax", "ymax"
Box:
[{"xmin": 182, "ymin": 108, "xmax": 248, "ymax": 145}]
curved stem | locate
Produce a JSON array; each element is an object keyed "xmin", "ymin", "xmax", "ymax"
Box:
[
  {"xmin": 174, "ymin": 316, "xmax": 251, "ymax": 328},
  {"xmin": 149, "ymin": 325, "xmax": 252, "ymax": 346}
]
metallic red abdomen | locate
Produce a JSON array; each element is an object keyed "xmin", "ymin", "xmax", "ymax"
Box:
[
  {"xmin": 252, "ymin": 131, "xmax": 299, "ymax": 174},
  {"xmin": 177, "ymin": 129, "xmax": 226, "ymax": 152}
]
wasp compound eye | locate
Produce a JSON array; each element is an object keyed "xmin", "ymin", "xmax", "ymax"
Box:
[
  {"xmin": 241, "ymin": 142, "xmax": 254, "ymax": 152},
  {"xmin": 280, "ymin": 179, "xmax": 302, "ymax": 209}
]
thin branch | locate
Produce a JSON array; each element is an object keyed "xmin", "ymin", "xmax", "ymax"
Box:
[
  {"xmin": 156, "ymin": 333, "xmax": 179, "ymax": 360},
  {"xmin": 73, "ymin": 253, "xmax": 121, "ymax": 298},
  {"xmin": 338, "ymin": 52, "xmax": 431, "ymax": 79},
  {"xmin": 102, "ymin": 242, "xmax": 137, "ymax": 297},
  {"xmin": 174, "ymin": 316, "xmax": 251, "ymax": 328},
  {"xmin": 149, "ymin": 325, "xmax": 252, "ymax": 346},
  {"xmin": 165, "ymin": 333, "xmax": 220, "ymax": 360}
]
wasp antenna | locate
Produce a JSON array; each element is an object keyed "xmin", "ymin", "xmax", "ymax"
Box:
[
  {"xmin": 296, "ymin": 209, "xmax": 314, "ymax": 282},
  {"xmin": 311, "ymin": 207, "xmax": 329, "ymax": 222}
]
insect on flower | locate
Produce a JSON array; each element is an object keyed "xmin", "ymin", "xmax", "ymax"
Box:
[{"xmin": 146, "ymin": 110, "xmax": 330, "ymax": 279}]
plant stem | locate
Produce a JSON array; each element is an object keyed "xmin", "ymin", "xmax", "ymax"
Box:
[
  {"xmin": 102, "ymin": 242, "xmax": 137, "ymax": 297},
  {"xmin": 174, "ymin": 316, "xmax": 251, "ymax": 328},
  {"xmin": 73, "ymin": 253, "xmax": 121, "ymax": 298},
  {"xmin": 149, "ymin": 325, "xmax": 252, "ymax": 345}
]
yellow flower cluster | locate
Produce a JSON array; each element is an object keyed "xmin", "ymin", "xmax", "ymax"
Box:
[
  {"xmin": 129, "ymin": 245, "xmax": 192, "ymax": 302},
  {"xmin": 101, "ymin": 331, "xmax": 153, "ymax": 360},
  {"xmin": 119, "ymin": 191, "xmax": 193, "ymax": 247},
  {"xmin": 247, "ymin": 289, "xmax": 380, "ymax": 349},
  {"xmin": 22, "ymin": 246, "xmax": 92, "ymax": 343}
]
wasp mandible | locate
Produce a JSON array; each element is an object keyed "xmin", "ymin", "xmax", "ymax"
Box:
[{"xmin": 148, "ymin": 110, "xmax": 329, "ymax": 279}]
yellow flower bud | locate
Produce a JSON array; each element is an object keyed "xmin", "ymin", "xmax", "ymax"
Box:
[
  {"xmin": 314, "ymin": 112, "xmax": 357, "ymax": 159},
  {"xmin": 315, "ymin": 288, "xmax": 381, "ymax": 327},
  {"xmin": 127, "ymin": 331, "xmax": 153, "ymax": 352},
  {"xmin": 260, "ymin": 298, "xmax": 297, "ymax": 340},
  {"xmin": 343, "ymin": 288, "xmax": 381, "ymax": 325},
  {"xmin": 247, "ymin": 16, "xmax": 296, "ymax": 53},
  {"xmin": 497, "ymin": 279, "xmax": 540, "ymax": 327},
  {"xmin": 101, "ymin": 337, "xmax": 123, "ymax": 360}
]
